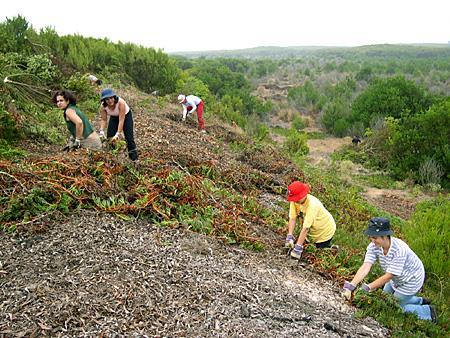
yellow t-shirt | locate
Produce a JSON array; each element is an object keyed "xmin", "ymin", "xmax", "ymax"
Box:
[{"xmin": 289, "ymin": 194, "xmax": 336, "ymax": 243}]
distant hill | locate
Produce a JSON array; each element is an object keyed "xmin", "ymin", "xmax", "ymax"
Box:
[{"xmin": 170, "ymin": 44, "xmax": 450, "ymax": 59}]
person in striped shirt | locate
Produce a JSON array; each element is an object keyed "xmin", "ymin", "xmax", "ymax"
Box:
[{"xmin": 342, "ymin": 217, "xmax": 436, "ymax": 322}]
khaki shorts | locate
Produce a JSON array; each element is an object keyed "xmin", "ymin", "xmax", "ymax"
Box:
[{"xmin": 81, "ymin": 132, "xmax": 102, "ymax": 150}]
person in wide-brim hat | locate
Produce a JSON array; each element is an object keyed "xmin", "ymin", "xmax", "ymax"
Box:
[
  {"xmin": 341, "ymin": 217, "xmax": 437, "ymax": 323},
  {"xmin": 98, "ymin": 88, "xmax": 139, "ymax": 161},
  {"xmin": 284, "ymin": 181, "xmax": 337, "ymax": 260}
]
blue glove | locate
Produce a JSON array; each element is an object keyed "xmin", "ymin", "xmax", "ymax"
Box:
[
  {"xmin": 360, "ymin": 283, "xmax": 371, "ymax": 292},
  {"xmin": 343, "ymin": 281, "xmax": 356, "ymax": 292},
  {"xmin": 290, "ymin": 244, "xmax": 303, "ymax": 259}
]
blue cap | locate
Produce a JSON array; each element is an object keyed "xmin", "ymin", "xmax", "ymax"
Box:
[{"xmin": 100, "ymin": 88, "xmax": 116, "ymax": 101}]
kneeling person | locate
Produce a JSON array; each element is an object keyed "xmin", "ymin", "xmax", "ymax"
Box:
[
  {"xmin": 342, "ymin": 217, "xmax": 436, "ymax": 322},
  {"xmin": 285, "ymin": 181, "xmax": 336, "ymax": 259}
]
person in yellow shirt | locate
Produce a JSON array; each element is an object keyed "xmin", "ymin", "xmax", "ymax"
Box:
[{"xmin": 285, "ymin": 181, "xmax": 337, "ymax": 259}]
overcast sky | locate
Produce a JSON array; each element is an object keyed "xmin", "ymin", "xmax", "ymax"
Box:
[{"xmin": 2, "ymin": 0, "xmax": 449, "ymax": 52}]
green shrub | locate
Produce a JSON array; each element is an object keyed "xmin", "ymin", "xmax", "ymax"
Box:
[
  {"xmin": 283, "ymin": 129, "xmax": 309, "ymax": 156},
  {"xmin": 404, "ymin": 197, "xmax": 449, "ymax": 289},
  {"xmin": 352, "ymin": 75, "xmax": 433, "ymax": 128},
  {"xmin": 291, "ymin": 115, "xmax": 306, "ymax": 130}
]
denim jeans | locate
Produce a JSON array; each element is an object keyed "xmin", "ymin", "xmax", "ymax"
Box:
[
  {"xmin": 107, "ymin": 110, "xmax": 138, "ymax": 161},
  {"xmin": 383, "ymin": 281, "xmax": 431, "ymax": 320}
]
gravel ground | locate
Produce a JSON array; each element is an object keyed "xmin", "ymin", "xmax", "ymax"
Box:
[{"xmin": 1, "ymin": 212, "xmax": 388, "ymax": 337}]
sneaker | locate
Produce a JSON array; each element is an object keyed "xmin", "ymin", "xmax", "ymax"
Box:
[
  {"xmin": 422, "ymin": 297, "xmax": 432, "ymax": 305},
  {"xmin": 430, "ymin": 305, "xmax": 438, "ymax": 323},
  {"xmin": 285, "ymin": 235, "xmax": 295, "ymax": 249}
]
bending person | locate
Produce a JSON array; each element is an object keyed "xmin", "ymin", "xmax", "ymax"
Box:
[
  {"xmin": 99, "ymin": 88, "xmax": 138, "ymax": 161},
  {"xmin": 285, "ymin": 181, "xmax": 337, "ymax": 259},
  {"xmin": 52, "ymin": 90, "xmax": 102, "ymax": 150},
  {"xmin": 177, "ymin": 94, "xmax": 206, "ymax": 132}
]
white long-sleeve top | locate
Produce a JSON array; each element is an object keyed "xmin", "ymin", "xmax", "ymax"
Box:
[{"xmin": 181, "ymin": 95, "xmax": 202, "ymax": 119}]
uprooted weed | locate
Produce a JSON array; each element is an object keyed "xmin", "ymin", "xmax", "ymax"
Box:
[{"xmin": 0, "ymin": 150, "xmax": 280, "ymax": 249}]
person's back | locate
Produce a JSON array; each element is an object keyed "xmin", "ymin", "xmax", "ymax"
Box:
[{"xmin": 352, "ymin": 136, "xmax": 361, "ymax": 145}]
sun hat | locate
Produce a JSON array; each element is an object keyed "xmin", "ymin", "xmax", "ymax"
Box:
[
  {"xmin": 100, "ymin": 88, "xmax": 117, "ymax": 101},
  {"xmin": 364, "ymin": 217, "xmax": 393, "ymax": 236},
  {"xmin": 287, "ymin": 181, "xmax": 310, "ymax": 202},
  {"xmin": 177, "ymin": 94, "xmax": 186, "ymax": 103}
]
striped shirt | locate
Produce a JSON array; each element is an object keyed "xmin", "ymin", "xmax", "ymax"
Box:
[{"xmin": 364, "ymin": 237, "xmax": 425, "ymax": 295}]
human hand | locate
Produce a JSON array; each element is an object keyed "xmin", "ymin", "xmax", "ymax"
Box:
[
  {"xmin": 290, "ymin": 244, "xmax": 303, "ymax": 259},
  {"xmin": 73, "ymin": 138, "xmax": 81, "ymax": 149},
  {"xmin": 112, "ymin": 131, "xmax": 123, "ymax": 142},
  {"xmin": 342, "ymin": 281, "xmax": 356, "ymax": 300},
  {"xmin": 360, "ymin": 283, "xmax": 371, "ymax": 293},
  {"xmin": 98, "ymin": 129, "xmax": 105, "ymax": 140}
]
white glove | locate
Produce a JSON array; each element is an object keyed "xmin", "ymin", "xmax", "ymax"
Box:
[
  {"xmin": 98, "ymin": 129, "xmax": 105, "ymax": 139},
  {"xmin": 112, "ymin": 131, "xmax": 123, "ymax": 141},
  {"xmin": 73, "ymin": 138, "xmax": 81, "ymax": 148}
]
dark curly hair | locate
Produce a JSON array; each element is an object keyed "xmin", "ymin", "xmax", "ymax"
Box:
[{"xmin": 52, "ymin": 90, "xmax": 77, "ymax": 105}]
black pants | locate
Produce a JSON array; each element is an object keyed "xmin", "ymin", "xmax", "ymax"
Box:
[
  {"xmin": 315, "ymin": 238, "xmax": 333, "ymax": 248},
  {"xmin": 107, "ymin": 110, "xmax": 138, "ymax": 161}
]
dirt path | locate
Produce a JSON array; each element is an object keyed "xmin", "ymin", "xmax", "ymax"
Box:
[
  {"xmin": 305, "ymin": 136, "xmax": 427, "ymax": 220},
  {"xmin": 306, "ymin": 136, "xmax": 351, "ymax": 167}
]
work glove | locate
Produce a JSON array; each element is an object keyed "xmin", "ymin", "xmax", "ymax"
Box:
[
  {"xmin": 342, "ymin": 281, "xmax": 356, "ymax": 300},
  {"xmin": 73, "ymin": 138, "xmax": 81, "ymax": 149},
  {"xmin": 98, "ymin": 129, "xmax": 106, "ymax": 140},
  {"xmin": 290, "ymin": 244, "xmax": 303, "ymax": 259},
  {"xmin": 62, "ymin": 136, "xmax": 74, "ymax": 152},
  {"xmin": 285, "ymin": 234, "xmax": 295, "ymax": 249},
  {"xmin": 112, "ymin": 131, "xmax": 123, "ymax": 142},
  {"xmin": 360, "ymin": 283, "xmax": 371, "ymax": 293}
]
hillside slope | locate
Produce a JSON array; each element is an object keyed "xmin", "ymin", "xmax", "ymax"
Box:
[{"xmin": 0, "ymin": 91, "xmax": 389, "ymax": 337}]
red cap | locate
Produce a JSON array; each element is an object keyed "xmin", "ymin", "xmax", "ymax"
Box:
[{"xmin": 287, "ymin": 181, "xmax": 309, "ymax": 202}]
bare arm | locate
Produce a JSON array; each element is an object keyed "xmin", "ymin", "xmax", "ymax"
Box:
[
  {"xmin": 368, "ymin": 272, "xmax": 393, "ymax": 291},
  {"xmin": 117, "ymin": 100, "xmax": 126, "ymax": 134},
  {"xmin": 65, "ymin": 108, "xmax": 83, "ymax": 139},
  {"xmin": 350, "ymin": 262, "xmax": 373, "ymax": 286},
  {"xmin": 287, "ymin": 218, "xmax": 296, "ymax": 236},
  {"xmin": 296, "ymin": 226, "xmax": 309, "ymax": 246},
  {"xmin": 99, "ymin": 107, "xmax": 107, "ymax": 130}
]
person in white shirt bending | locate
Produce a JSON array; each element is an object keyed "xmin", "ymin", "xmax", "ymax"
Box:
[
  {"xmin": 342, "ymin": 217, "xmax": 436, "ymax": 322},
  {"xmin": 177, "ymin": 94, "xmax": 206, "ymax": 133}
]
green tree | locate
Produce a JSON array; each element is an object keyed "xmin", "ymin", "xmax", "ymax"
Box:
[
  {"xmin": 386, "ymin": 98, "xmax": 450, "ymax": 184},
  {"xmin": 351, "ymin": 75, "xmax": 433, "ymax": 127},
  {"xmin": 0, "ymin": 15, "xmax": 34, "ymax": 55}
]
